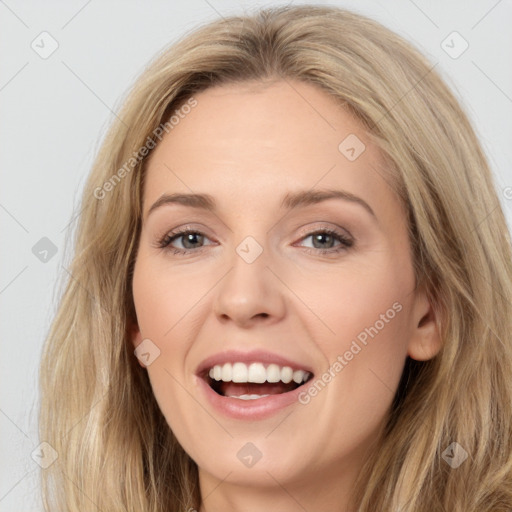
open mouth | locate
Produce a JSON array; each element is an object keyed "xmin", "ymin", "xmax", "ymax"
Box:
[{"xmin": 203, "ymin": 362, "xmax": 313, "ymax": 400}]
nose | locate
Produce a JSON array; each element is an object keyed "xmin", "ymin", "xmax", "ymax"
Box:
[{"xmin": 212, "ymin": 245, "xmax": 286, "ymax": 328}]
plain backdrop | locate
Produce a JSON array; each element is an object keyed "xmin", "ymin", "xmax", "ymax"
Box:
[{"xmin": 1, "ymin": 0, "xmax": 511, "ymax": 509}]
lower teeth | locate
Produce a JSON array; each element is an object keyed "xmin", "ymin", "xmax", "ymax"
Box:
[{"xmin": 230, "ymin": 394, "xmax": 270, "ymax": 400}]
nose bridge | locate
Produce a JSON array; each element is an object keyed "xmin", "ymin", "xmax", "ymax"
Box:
[{"xmin": 213, "ymin": 233, "xmax": 286, "ymax": 325}]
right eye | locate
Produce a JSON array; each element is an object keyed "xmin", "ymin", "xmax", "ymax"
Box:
[{"xmin": 158, "ymin": 228, "xmax": 216, "ymax": 255}]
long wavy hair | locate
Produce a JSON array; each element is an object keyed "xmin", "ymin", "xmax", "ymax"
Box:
[{"xmin": 39, "ymin": 5, "xmax": 512, "ymax": 511}]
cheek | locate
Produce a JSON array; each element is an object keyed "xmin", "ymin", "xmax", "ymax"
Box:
[
  {"xmin": 131, "ymin": 252, "xmax": 214, "ymax": 399},
  {"xmin": 296, "ymin": 257, "xmax": 412, "ymax": 354},
  {"xmin": 294, "ymin": 254, "xmax": 413, "ymax": 409},
  {"xmin": 132, "ymin": 259, "xmax": 212, "ymax": 445},
  {"xmin": 297, "ymin": 254, "xmax": 413, "ymax": 426},
  {"xmin": 132, "ymin": 255, "xmax": 209, "ymax": 343},
  {"xmin": 329, "ymin": 277, "xmax": 409, "ymax": 355}
]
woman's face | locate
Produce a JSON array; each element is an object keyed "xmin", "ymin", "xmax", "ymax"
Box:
[{"xmin": 131, "ymin": 79, "xmax": 440, "ymax": 505}]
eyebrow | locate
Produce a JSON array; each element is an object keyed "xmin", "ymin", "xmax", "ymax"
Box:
[{"xmin": 146, "ymin": 189, "xmax": 376, "ymax": 219}]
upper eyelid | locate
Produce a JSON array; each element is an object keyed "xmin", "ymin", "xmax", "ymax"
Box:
[
  {"xmin": 165, "ymin": 224, "xmax": 349, "ymax": 237},
  {"xmin": 161, "ymin": 219, "xmax": 352, "ymax": 236}
]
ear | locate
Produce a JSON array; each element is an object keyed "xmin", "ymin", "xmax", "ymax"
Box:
[
  {"xmin": 130, "ymin": 320, "xmax": 147, "ymax": 368},
  {"xmin": 407, "ymin": 287, "xmax": 442, "ymax": 361}
]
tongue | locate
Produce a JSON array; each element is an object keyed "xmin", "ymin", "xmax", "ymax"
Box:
[{"xmin": 220, "ymin": 381, "xmax": 296, "ymax": 397}]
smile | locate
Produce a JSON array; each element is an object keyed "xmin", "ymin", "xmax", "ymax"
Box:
[
  {"xmin": 206, "ymin": 362, "xmax": 312, "ymax": 400},
  {"xmin": 195, "ymin": 350, "xmax": 316, "ymax": 419}
]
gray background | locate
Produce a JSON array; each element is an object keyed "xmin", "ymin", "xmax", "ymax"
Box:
[{"xmin": 1, "ymin": 0, "xmax": 511, "ymax": 510}]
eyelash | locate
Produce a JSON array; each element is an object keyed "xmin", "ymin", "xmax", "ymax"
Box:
[{"xmin": 157, "ymin": 227, "xmax": 354, "ymax": 256}]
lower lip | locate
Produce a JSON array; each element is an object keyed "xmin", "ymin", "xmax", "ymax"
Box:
[{"xmin": 196, "ymin": 376, "xmax": 311, "ymax": 420}]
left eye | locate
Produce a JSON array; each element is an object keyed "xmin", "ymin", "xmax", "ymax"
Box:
[{"xmin": 298, "ymin": 230, "xmax": 352, "ymax": 251}]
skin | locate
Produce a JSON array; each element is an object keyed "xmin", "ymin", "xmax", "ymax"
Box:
[{"xmin": 131, "ymin": 79, "xmax": 441, "ymax": 512}]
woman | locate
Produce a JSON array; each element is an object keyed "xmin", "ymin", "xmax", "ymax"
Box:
[{"xmin": 39, "ymin": 5, "xmax": 512, "ymax": 511}]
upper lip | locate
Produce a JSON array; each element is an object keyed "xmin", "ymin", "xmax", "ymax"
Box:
[{"xmin": 196, "ymin": 349, "xmax": 314, "ymax": 377}]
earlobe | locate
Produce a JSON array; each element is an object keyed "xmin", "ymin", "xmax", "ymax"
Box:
[
  {"xmin": 407, "ymin": 290, "xmax": 442, "ymax": 362},
  {"xmin": 130, "ymin": 322, "xmax": 147, "ymax": 368}
]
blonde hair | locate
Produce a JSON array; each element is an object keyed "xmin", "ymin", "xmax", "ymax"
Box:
[{"xmin": 39, "ymin": 5, "xmax": 512, "ymax": 511}]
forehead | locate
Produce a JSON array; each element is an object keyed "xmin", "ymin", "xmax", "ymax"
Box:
[
  {"xmin": 155, "ymin": 79, "xmax": 365, "ymax": 160},
  {"xmin": 142, "ymin": 79, "xmax": 400, "ymax": 223}
]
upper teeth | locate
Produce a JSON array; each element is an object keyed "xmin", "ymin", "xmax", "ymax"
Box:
[{"xmin": 208, "ymin": 362, "xmax": 310, "ymax": 384}]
